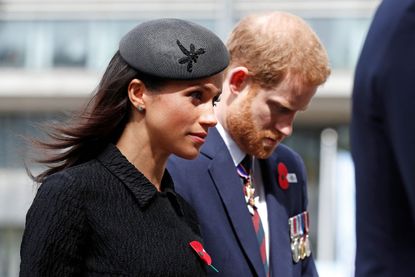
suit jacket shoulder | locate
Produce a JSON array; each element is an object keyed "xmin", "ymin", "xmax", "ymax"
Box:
[{"xmin": 168, "ymin": 128, "xmax": 317, "ymax": 277}]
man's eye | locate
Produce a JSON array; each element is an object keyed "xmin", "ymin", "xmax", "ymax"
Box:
[{"xmin": 274, "ymin": 104, "xmax": 292, "ymax": 115}]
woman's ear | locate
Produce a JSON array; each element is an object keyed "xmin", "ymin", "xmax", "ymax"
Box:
[
  {"xmin": 228, "ymin": 66, "xmax": 250, "ymax": 95},
  {"xmin": 127, "ymin": 79, "xmax": 147, "ymax": 112}
]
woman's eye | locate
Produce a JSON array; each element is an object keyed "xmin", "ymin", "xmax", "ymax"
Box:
[
  {"xmin": 190, "ymin": 91, "xmax": 203, "ymax": 101},
  {"xmin": 212, "ymin": 94, "xmax": 221, "ymax": 106}
]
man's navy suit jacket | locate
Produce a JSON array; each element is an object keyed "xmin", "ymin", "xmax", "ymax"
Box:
[
  {"xmin": 168, "ymin": 127, "xmax": 318, "ymax": 277},
  {"xmin": 351, "ymin": 0, "xmax": 415, "ymax": 276}
]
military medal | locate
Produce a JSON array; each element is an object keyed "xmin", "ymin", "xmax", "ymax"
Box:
[
  {"xmin": 289, "ymin": 215, "xmax": 301, "ymax": 262},
  {"xmin": 289, "ymin": 211, "xmax": 312, "ymax": 263},
  {"xmin": 237, "ymin": 159, "xmax": 257, "ymax": 215},
  {"xmin": 304, "ymin": 234, "xmax": 311, "ymax": 257},
  {"xmin": 299, "ymin": 236, "xmax": 307, "ymax": 259},
  {"xmin": 302, "ymin": 211, "xmax": 311, "ymax": 257},
  {"xmin": 297, "ymin": 215, "xmax": 306, "ymax": 259},
  {"xmin": 246, "ymin": 185, "xmax": 256, "ymax": 207},
  {"xmin": 291, "ymin": 237, "xmax": 300, "ymax": 263}
]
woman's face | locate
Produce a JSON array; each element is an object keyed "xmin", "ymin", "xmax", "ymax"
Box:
[{"xmin": 143, "ymin": 72, "xmax": 223, "ymax": 159}]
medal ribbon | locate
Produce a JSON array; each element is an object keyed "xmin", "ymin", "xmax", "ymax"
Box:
[{"xmin": 237, "ymin": 155, "xmax": 269, "ymax": 276}]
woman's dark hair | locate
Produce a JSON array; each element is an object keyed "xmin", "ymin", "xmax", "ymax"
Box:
[{"xmin": 30, "ymin": 50, "xmax": 166, "ymax": 183}]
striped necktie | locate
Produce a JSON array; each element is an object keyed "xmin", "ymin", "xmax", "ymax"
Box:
[{"xmin": 237, "ymin": 155, "xmax": 269, "ymax": 276}]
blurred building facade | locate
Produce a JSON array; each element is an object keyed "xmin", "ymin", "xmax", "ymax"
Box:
[{"xmin": 0, "ymin": 1, "xmax": 379, "ymax": 276}]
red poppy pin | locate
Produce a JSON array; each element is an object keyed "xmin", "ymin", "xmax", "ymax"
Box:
[
  {"xmin": 189, "ymin": 241, "xmax": 219, "ymax": 272},
  {"xmin": 278, "ymin": 162, "xmax": 289, "ymax": 190}
]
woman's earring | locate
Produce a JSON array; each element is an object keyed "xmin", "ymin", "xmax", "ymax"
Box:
[{"xmin": 137, "ymin": 106, "xmax": 145, "ymax": 112}]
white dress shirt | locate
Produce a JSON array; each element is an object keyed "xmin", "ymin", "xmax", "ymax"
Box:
[{"xmin": 216, "ymin": 123, "xmax": 270, "ymax": 263}]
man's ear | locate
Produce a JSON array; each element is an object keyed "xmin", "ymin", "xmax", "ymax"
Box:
[
  {"xmin": 228, "ymin": 66, "xmax": 250, "ymax": 95},
  {"xmin": 127, "ymin": 79, "xmax": 147, "ymax": 110}
]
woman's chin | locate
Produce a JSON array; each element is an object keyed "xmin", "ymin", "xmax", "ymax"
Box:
[{"xmin": 174, "ymin": 150, "xmax": 200, "ymax": 160}]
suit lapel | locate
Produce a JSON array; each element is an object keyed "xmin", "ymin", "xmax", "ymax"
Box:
[
  {"xmin": 260, "ymin": 156, "xmax": 293, "ymax": 276},
  {"xmin": 201, "ymin": 128, "xmax": 265, "ymax": 277}
]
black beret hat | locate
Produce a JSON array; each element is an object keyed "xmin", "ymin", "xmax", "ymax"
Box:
[{"xmin": 119, "ymin": 18, "xmax": 229, "ymax": 80}]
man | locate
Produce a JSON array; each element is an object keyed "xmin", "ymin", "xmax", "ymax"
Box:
[
  {"xmin": 168, "ymin": 12, "xmax": 330, "ymax": 277},
  {"xmin": 351, "ymin": 0, "xmax": 415, "ymax": 276}
]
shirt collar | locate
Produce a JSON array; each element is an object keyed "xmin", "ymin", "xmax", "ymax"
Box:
[{"xmin": 216, "ymin": 122, "xmax": 246, "ymax": 166}]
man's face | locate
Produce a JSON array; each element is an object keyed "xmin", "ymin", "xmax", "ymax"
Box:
[{"xmin": 226, "ymin": 76, "xmax": 317, "ymax": 159}]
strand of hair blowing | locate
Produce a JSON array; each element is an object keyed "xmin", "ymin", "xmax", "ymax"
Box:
[{"xmin": 30, "ymin": 51, "xmax": 137, "ymax": 183}]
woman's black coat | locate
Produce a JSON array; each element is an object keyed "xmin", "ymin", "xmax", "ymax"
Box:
[{"xmin": 20, "ymin": 144, "xmax": 206, "ymax": 277}]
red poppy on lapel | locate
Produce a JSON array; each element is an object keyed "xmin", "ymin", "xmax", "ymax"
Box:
[
  {"xmin": 189, "ymin": 241, "xmax": 219, "ymax": 272},
  {"xmin": 189, "ymin": 241, "xmax": 212, "ymax": 265},
  {"xmin": 278, "ymin": 162, "xmax": 289, "ymax": 190}
]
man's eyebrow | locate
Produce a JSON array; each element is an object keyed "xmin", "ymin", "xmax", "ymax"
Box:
[{"xmin": 270, "ymin": 98, "xmax": 310, "ymax": 112}]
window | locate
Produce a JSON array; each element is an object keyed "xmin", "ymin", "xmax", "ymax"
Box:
[
  {"xmin": 307, "ymin": 18, "xmax": 371, "ymax": 69},
  {"xmin": 52, "ymin": 22, "xmax": 88, "ymax": 68},
  {"xmin": 0, "ymin": 22, "xmax": 27, "ymax": 68},
  {"xmin": 0, "ymin": 112, "xmax": 66, "ymax": 168}
]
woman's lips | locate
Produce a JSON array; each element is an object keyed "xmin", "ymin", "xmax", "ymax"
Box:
[{"xmin": 189, "ymin": 132, "xmax": 207, "ymax": 144}]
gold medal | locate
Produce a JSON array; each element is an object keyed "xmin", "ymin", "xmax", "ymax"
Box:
[{"xmin": 299, "ymin": 236, "xmax": 306, "ymax": 260}]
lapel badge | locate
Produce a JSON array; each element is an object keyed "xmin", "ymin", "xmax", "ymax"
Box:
[
  {"xmin": 277, "ymin": 162, "xmax": 297, "ymax": 190},
  {"xmin": 189, "ymin": 241, "xmax": 219, "ymax": 272},
  {"xmin": 288, "ymin": 211, "xmax": 311, "ymax": 263}
]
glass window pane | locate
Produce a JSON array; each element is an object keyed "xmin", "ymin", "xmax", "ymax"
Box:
[
  {"xmin": 0, "ymin": 113, "xmax": 66, "ymax": 168},
  {"xmin": 0, "ymin": 22, "xmax": 27, "ymax": 68},
  {"xmin": 307, "ymin": 18, "xmax": 371, "ymax": 69},
  {"xmin": 52, "ymin": 22, "xmax": 88, "ymax": 67}
]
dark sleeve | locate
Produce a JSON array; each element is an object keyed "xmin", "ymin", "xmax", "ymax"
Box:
[
  {"xmin": 20, "ymin": 172, "xmax": 88, "ymax": 277},
  {"xmin": 382, "ymin": 15, "xmax": 415, "ymax": 221}
]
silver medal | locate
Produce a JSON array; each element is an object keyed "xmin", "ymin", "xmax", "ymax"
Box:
[{"xmin": 291, "ymin": 237, "xmax": 300, "ymax": 263}]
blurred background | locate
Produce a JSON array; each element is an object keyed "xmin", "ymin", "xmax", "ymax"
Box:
[{"xmin": 0, "ymin": 0, "xmax": 380, "ymax": 276}]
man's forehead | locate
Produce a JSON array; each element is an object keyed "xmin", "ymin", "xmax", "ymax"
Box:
[{"xmin": 261, "ymin": 82, "xmax": 317, "ymax": 110}]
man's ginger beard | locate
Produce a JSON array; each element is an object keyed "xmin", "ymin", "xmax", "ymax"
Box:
[{"xmin": 226, "ymin": 90, "xmax": 282, "ymax": 159}]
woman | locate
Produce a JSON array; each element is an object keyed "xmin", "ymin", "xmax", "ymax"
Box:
[{"xmin": 20, "ymin": 18, "xmax": 229, "ymax": 276}]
